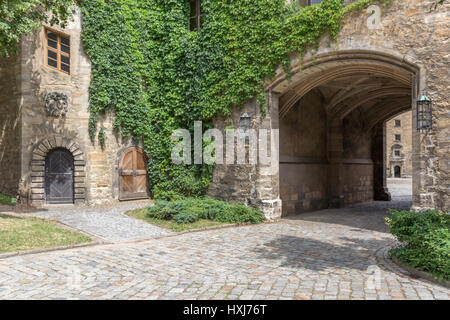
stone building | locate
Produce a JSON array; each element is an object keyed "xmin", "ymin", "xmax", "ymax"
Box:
[
  {"xmin": 0, "ymin": 1, "xmax": 449, "ymax": 217},
  {"xmin": 385, "ymin": 111, "xmax": 413, "ymax": 178},
  {"xmin": 0, "ymin": 9, "xmax": 148, "ymax": 206}
]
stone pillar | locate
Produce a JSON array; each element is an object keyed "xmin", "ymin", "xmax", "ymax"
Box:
[
  {"xmin": 411, "ymin": 88, "xmax": 441, "ymax": 211},
  {"xmin": 207, "ymin": 93, "xmax": 282, "ymax": 221},
  {"xmin": 254, "ymin": 91, "xmax": 282, "ymax": 220},
  {"xmin": 372, "ymin": 122, "xmax": 391, "ymax": 201},
  {"xmin": 327, "ymin": 118, "xmax": 344, "ymax": 208}
]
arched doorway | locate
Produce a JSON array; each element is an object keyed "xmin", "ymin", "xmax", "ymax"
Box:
[
  {"xmin": 394, "ymin": 166, "xmax": 401, "ymax": 178},
  {"xmin": 269, "ymin": 51, "xmax": 418, "ymax": 216},
  {"xmin": 45, "ymin": 148, "xmax": 74, "ymax": 204},
  {"xmin": 119, "ymin": 147, "xmax": 149, "ymax": 200}
]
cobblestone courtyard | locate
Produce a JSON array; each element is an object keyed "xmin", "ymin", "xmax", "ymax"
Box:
[{"xmin": 0, "ymin": 179, "xmax": 448, "ymax": 300}]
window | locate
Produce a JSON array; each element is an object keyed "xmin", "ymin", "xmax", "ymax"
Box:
[
  {"xmin": 189, "ymin": 0, "xmax": 202, "ymax": 31},
  {"xmin": 308, "ymin": 0, "xmax": 323, "ymax": 5},
  {"xmin": 395, "ymin": 120, "xmax": 401, "ymax": 127},
  {"xmin": 45, "ymin": 28, "xmax": 70, "ymax": 74},
  {"xmin": 395, "ymin": 134, "xmax": 401, "ymax": 141},
  {"xmin": 394, "ymin": 150, "xmax": 401, "ymax": 157}
]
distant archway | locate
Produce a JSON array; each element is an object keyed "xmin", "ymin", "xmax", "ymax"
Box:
[{"xmin": 394, "ymin": 166, "xmax": 401, "ymax": 178}]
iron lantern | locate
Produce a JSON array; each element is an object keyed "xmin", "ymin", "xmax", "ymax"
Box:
[
  {"xmin": 239, "ymin": 112, "xmax": 251, "ymax": 132},
  {"xmin": 416, "ymin": 91, "xmax": 432, "ymax": 130}
]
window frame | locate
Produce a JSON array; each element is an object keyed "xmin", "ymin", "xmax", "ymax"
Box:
[
  {"xmin": 395, "ymin": 134, "xmax": 401, "ymax": 142},
  {"xmin": 394, "ymin": 120, "xmax": 401, "ymax": 127},
  {"xmin": 44, "ymin": 27, "xmax": 71, "ymax": 75}
]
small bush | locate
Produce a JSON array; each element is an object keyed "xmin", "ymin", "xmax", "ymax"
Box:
[
  {"xmin": 0, "ymin": 194, "xmax": 16, "ymax": 206},
  {"xmin": 153, "ymin": 189, "xmax": 185, "ymax": 201},
  {"xmin": 173, "ymin": 212, "xmax": 199, "ymax": 224},
  {"xmin": 147, "ymin": 197, "xmax": 266, "ymax": 225},
  {"xmin": 386, "ymin": 210, "xmax": 450, "ymax": 280}
]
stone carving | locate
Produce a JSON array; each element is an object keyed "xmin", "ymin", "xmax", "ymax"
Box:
[{"xmin": 44, "ymin": 92, "xmax": 69, "ymax": 117}]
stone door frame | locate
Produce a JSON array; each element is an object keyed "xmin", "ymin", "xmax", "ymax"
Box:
[{"xmin": 30, "ymin": 136, "xmax": 86, "ymax": 206}]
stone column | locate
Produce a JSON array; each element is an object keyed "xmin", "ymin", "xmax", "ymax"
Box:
[
  {"xmin": 327, "ymin": 118, "xmax": 344, "ymax": 208},
  {"xmin": 372, "ymin": 122, "xmax": 391, "ymax": 201},
  {"xmin": 254, "ymin": 91, "xmax": 282, "ymax": 220},
  {"xmin": 411, "ymin": 87, "xmax": 441, "ymax": 211}
]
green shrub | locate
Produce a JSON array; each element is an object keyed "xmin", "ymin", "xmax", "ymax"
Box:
[
  {"xmin": 173, "ymin": 212, "xmax": 199, "ymax": 224},
  {"xmin": 386, "ymin": 210, "xmax": 450, "ymax": 280},
  {"xmin": 147, "ymin": 201, "xmax": 178, "ymax": 220},
  {"xmin": 147, "ymin": 197, "xmax": 266, "ymax": 225},
  {"xmin": 0, "ymin": 194, "xmax": 16, "ymax": 206},
  {"xmin": 153, "ymin": 189, "xmax": 185, "ymax": 201},
  {"xmin": 214, "ymin": 203, "xmax": 266, "ymax": 224}
]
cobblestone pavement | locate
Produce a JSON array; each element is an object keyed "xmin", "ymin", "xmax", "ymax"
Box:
[
  {"xmin": 2, "ymin": 201, "xmax": 172, "ymax": 242},
  {"xmin": 0, "ymin": 179, "xmax": 448, "ymax": 300}
]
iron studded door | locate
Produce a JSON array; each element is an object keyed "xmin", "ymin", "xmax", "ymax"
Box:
[{"xmin": 45, "ymin": 149, "xmax": 74, "ymax": 204}]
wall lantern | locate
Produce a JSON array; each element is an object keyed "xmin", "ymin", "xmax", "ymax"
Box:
[
  {"xmin": 239, "ymin": 112, "xmax": 252, "ymax": 132},
  {"xmin": 416, "ymin": 91, "xmax": 432, "ymax": 131}
]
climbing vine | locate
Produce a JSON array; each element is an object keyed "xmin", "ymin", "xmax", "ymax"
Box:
[{"xmin": 79, "ymin": 0, "xmax": 392, "ymax": 198}]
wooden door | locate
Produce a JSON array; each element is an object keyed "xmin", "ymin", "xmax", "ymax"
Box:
[
  {"xmin": 119, "ymin": 147, "xmax": 149, "ymax": 200},
  {"xmin": 45, "ymin": 149, "xmax": 74, "ymax": 204}
]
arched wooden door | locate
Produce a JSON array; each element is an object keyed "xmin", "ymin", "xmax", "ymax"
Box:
[
  {"xmin": 45, "ymin": 148, "xmax": 74, "ymax": 204},
  {"xmin": 119, "ymin": 147, "xmax": 149, "ymax": 200}
]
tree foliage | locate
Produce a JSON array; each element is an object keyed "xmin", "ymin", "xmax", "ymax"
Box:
[{"xmin": 0, "ymin": 0, "xmax": 75, "ymax": 56}]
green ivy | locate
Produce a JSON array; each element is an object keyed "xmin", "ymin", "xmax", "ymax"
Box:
[
  {"xmin": 79, "ymin": 0, "xmax": 392, "ymax": 198},
  {"xmin": 0, "ymin": 0, "xmax": 75, "ymax": 57}
]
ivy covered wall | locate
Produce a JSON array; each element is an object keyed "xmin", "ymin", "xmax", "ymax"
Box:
[{"xmin": 79, "ymin": 0, "xmax": 391, "ymax": 199}]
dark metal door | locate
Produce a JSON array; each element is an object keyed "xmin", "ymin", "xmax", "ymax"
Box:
[{"xmin": 45, "ymin": 149, "xmax": 74, "ymax": 204}]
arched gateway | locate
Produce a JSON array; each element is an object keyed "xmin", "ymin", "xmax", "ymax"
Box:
[
  {"xmin": 269, "ymin": 50, "xmax": 418, "ymax": 215},
  {"xmin": 209, "ymin": 1, "xmax": 449, "ymax": 219}
]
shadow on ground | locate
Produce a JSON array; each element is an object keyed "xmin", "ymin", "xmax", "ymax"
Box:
[{"xmin": 252, "ymin": 234, "xmax": 391, "ymax": 272}]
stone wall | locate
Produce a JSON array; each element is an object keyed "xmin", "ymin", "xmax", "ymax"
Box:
[
  {"xmin": 0, "ymin": 55, "xmax": 21, "ymax": 197},
  {"xmin": 279, "ymin": 90, "xmax": 328, "ymax": 215},
  {"xmin": 208, "ymin": 96, "xmax": 281, "ymax": 220}
]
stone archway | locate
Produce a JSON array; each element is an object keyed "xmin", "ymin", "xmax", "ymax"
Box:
[
  {"xmin": 30, "ymin": 136, "xmax": 86, "ymax": 205},
  {"xmin": 209, "ymin": 1, "xmax": 450, "ymax": 218},
  {"xmin": 268, "ymin": 50, "xmax": 418, "ymax": 216}
]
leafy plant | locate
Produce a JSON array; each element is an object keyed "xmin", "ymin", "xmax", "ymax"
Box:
[
  {"xmin": 0, "ymin": 193, "xmax": 16, "ymax": 205},
  {"xmin": 386, "ymin": 210, "xmax": 450, "ymax": 280},
  {"xmin": 147, "ymin": 197, "xmax": 266, "ymax": 225},
  {"xmin": 0, "ymin": 0, "xmax": 75, "ymax": 57},
  {"xmin": 173, "ymin": 212, "xmax": 199, "ymax": 224}
]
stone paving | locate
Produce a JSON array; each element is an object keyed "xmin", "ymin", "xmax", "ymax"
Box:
[
  {"xmin": 0, "ymin": 178, "xmax": 449, "ymax": 300},
  {"xmin": 2, "ymin": 201, "xmax": 172, "ymax": 242}
]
